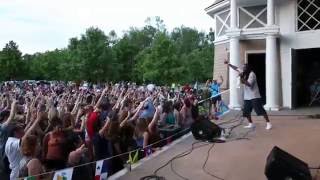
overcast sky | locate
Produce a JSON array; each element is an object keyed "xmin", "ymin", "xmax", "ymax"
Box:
[{"xmin": 0, "ymin": 0, "xmax": 214, "ymax": 54}]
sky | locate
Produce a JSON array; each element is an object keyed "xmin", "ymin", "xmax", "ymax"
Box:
[{"xmin": 0, "ymin": 0, "xmax": 215, "ymax": 54}]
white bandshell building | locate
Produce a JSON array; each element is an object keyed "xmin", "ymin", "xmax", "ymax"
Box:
[{"xmin": 205, "ymin": 0, "xmax": 320, "ymax": 109}]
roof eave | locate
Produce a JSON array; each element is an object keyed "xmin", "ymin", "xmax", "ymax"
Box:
[{"xmin": 205, "ymin": 0, "xmax": 230, "ymax": 16}]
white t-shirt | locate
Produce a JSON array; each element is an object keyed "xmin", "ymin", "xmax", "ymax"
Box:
[
  {"xmin": 5, "ymin": 137, "xmax": 23, "ymax": 180},
  {"xmin": 244, "ymin": 72, "xmax": 261, "ymax": 100},
  {"xmin": 237, "ymin": 69, "xmax": 261, "ymax": 100}
]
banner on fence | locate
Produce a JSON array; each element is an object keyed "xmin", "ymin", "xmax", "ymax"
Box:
[
  {"xmin": 128, "ymin": 150, "xmax": 139, "ymax": 164},
  {"xmin": 215, "ymin": 100, "xmax": 229, "ymax": 117},
  {"xmin": 53, "ymin": 168, "xmax": 73, "ymax": 180},
  {"xmin": 95, "ymin": 160, "xmax": 109, "ymax": 180}
]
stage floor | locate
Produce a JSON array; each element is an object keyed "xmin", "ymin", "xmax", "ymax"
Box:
[{"xmin": 116, "ymin": 114, "xmax": 320, "ymax": 180}]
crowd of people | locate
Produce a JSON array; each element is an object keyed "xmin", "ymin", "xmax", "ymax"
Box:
[{"xmin": 0, "ymin": 81, "xmax": 202, "ymax": 180}]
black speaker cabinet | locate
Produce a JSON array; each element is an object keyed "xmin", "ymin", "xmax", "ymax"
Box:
[
  {"xmin": 265, "ymin": 146, "xmax": 312, "ymax": 180},
  {"xmin": 191, "ymin": 118, "xmax": 221, "ymax": 141}
]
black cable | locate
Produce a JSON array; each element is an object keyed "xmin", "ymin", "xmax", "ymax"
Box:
[
  {"xmin": 154, "ymin": 141, "xmax": 208, "ymax": 176},
  {"xmin": 216, "ymin": 111, "xmax": 242, "ymax": 126},
  {"xmin": 309, "ymin": 167, "xmax": 320, "ymax": 170},
  {"xmin": 169, "ymin": 142, "xmax": 210, "ymax": 180},
  {"xmin": 140, "ymin": 141, "xmax": 208, "ymax": 180},
  {"xmin": 221, "ymin": 114, "xmax": 244, "ymax": 136},
  {"xmin": 202, "ymin": 144, "xmax": 225, "ymax": 180},
  {"xmin": 217, "ymin": 112, "xmax": 242, "ymax": 129},
  {"xmin": 226, "ymin": 128, "xmax": 253, "ymax": 142},
  {"xmin": 140, "ymin": 175, "xmax": 166, "ymax": 180}
]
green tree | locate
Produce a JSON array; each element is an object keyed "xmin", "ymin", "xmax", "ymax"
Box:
[
  {"xmin": 113, "ymin": 24, "xmax": 158, "ymax": 81},
  {"xmin": 0, "ymin": 41, "xmax": 23, "ymax": 80},
  {"xmin": 81, "ymin": 27, "xmax": 117, "ymax": 82},
  {"xmin": 171, "ymin": 27, "xmax": 214, "ymax": 83},
  {"xmin": 136, "ymin": 33, "xmax": 185, "ymax": 84}
]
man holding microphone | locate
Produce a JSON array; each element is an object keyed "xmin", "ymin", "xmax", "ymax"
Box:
[{"xmin": 224, "ymin": 60, "xmax": 272, "ymax": 130}]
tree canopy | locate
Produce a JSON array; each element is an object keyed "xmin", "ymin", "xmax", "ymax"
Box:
[{"xmin": 0, "ymin": 17, "xmax": 214, "ymax": 85}]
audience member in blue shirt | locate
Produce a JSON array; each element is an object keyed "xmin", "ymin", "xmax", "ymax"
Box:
[{"xmin": 206, "ymin": 76, "xmax": 223, "ymax": 119}]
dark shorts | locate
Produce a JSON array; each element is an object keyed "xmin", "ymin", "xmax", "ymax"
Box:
[
  {"xmin": 243, "ymin": 98, "xmax": 267, "ymax": 117},
  {"xmin": 211, "ymin": 95, "xmax": 222, "ymax": 104}
]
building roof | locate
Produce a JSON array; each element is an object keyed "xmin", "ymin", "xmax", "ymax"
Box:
[{"xmin": 205, "ymin": 0, "xmax": 227, "ymax": 11}]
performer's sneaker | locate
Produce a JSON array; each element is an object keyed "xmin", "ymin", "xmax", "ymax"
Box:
[
  {"xmin": 266, "ymin": 123, "xmax": 272, "ymax": 130},
  {"xmin": 244, "ymin": 123, "xmax": 255, "ymax": 129}
]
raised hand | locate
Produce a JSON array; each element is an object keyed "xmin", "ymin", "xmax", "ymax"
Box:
[{"xmin": 11, "ymin": 99, "xmax": 18, "ymax": 111}]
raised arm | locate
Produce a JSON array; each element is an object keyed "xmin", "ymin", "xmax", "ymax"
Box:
[
  {"xmin": 95, "ymin": 86, "xmax": 108, "ymax": 109},
  {"xmin": 112, "ymin": 89, "xmax": 126, "ymax": 110},
  {"xmin": 79, "ymin": 114, "xmax": 87, "ymax": 132},
  {"xmin": 224, "ymin": 59, "xmax": 241, "ymax": 73},
  {"xmin": 129, "ymin": 101, "xmax": 144, "ymax": 122},
  {"xmin": 5, "ymin": 95, "xmax": 10, "ymax": 110},
  {"xmin": 74, "ymin": 107, "xmax": 83, "ymax": 128},
  {"xmin": 2, "ymin": 100, "xmax": 17, "ymax": 127},
  {"xmin": 217, "ymin": 75, "xmax": 224, "ymax": 85},
  {"xmin": 148, "ymin": 107, "xmax": 160, "ymax": 133},
  {"xmin": 25, "ymin": 99, "xmax": 32, "ymax": 126},
  {"xmin": 119, "ymin": 94, "xmax": 129, "ymax": 111},
  {"xmin": 120, "ymin": 111, "xmax": 131, "ymax": 128},
  {"xmin": 24, "ymin": 111, "xmax": 44, "ymax": 137},
  {"xmin": 205, "ymin": 80, "xmax": 211, "ymax": 87},
  {"xmin": 2, "ymin": 94, "xmax": 10, "ymax": 110},
  {"xmin": 71, "ymin": 94, "xmax": 81, "ymax": 115}
]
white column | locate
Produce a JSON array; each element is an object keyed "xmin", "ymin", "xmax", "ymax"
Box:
[
  {"xmin": 267, "ymin": 0, "xmax": 275, "ymax": 25},
  {"xmin": 265, "ymin": 0, "xmax": 280, "ymax": 110},
  {"xmin": 230, "ymin": 0, "xmax": 237, "ymax": 29},
  {"xmin": 228, "ymin": 0, "xmax": 242, "ymax": 109},
  {"xmin": 229, "ymin": 37, "xmax": 242, "ymax": 109},
  {"xmin": 265, "ymin": 35, "xmax": 280, "ymax": 110}
]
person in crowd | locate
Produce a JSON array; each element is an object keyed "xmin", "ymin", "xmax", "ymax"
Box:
[
  {"xmin": 42, "ymin": 117, "xmax": 68, "ymax": 171},
  {"xmin": 159, "ymin": 101, "xmax": 176, "ymax": 127},
  {"xmin": 209, "ymin": 76, "xmax": 223, "ymax": 119},
  {"xmin": 19, "ymin": 135, "xmax": 43, "ymax": 177},
  {"xmin": 5, "ymin": 100, "xmax": 43, "ymax": 179},
  {"xmin": 173, "ymin": 102, "xmax": 182, "ymax": 127},
  {"xmin": 180, "ymin": 98, "xmax": 194, "ymax": 128},
  {"xmin": 0, "ymin": 99, "xmax": 12, "ymax": 179},
  {"xmin": 138, "ymin": 107, "xmax": 161, "ymax": 149}
]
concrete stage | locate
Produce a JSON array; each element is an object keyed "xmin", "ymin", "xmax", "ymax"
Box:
[{"xmin": 116, "ymin": 111, "xmax": 320, "ymax": 180}]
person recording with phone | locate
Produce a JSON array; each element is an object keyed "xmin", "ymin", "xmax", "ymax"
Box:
[{"xmin": 224, "ymin": 60, "xmax": 272, "ymax": 130}]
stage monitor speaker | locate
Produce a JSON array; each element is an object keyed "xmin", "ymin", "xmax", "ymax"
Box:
[
  {"xmin": 191, "ymin": 118, "xmax": 221, "ymax": 141},
  {"xmin": 265, "ymin": 146, "xmax": 312, "ymax": 180}
]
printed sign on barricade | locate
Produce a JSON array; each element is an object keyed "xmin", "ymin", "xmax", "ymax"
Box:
[
  {"xmin": 215, "ymin": 100, "xmax": 229, "ymax": 118},
  {"xmin": 53, "ymin": 168, "xmax": 73, "ymax": 180},
  {"xmin": 128, "ymin": 150, "xmax": 139, "ymax": 164},
  {"xmin": 95, "ymin": 160, "xmax": 109, "ymax": 180},
  {"xmin": 24, "ymin": 176, "xmax": 37, "ymax": 180}
]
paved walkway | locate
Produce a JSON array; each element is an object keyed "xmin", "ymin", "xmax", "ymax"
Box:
[{"xmin": 116, "ymin": 114, "xmax": 320, "ymax": 180}]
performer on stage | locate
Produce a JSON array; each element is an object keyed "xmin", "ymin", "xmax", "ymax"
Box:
[{"xmin": 224, "ymin": 60, "xmax": 272, "ymax": 130}]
